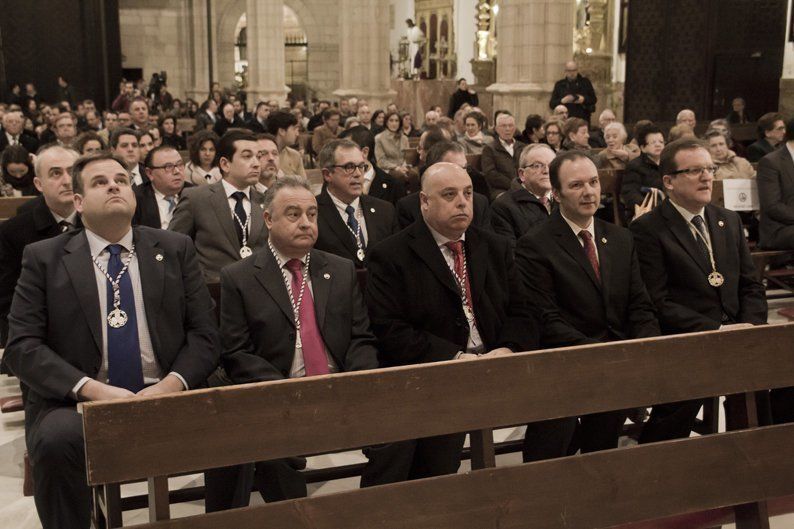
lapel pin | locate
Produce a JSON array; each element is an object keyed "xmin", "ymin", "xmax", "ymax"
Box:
[
  {"xmin": 323, "ymin": 273, "xmax": 331, "ymax": 279},
  {"xmin": 718, "ymin": 220, "xmax": 725, "ymax": 227},
  {"xmin": 601, "ymin": 237, "xmax": 607, "ymax": 244},
  {"xmin": 370, "ymin": 207, "xmax": 376, "ymax": 213},
  {"xmin": 155, "ymin": 253, "xmax": 164, "ymax": 261},
  {"xmin": 382, "ymin": 183, "xmax": 388, "ymax": 188}
]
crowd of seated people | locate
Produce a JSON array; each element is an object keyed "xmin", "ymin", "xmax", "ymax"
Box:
[{"xmin": 1, "ymin": 67, "xmax": 794, "ymax": 529}]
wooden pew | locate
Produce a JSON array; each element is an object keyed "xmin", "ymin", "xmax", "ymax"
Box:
[
  {"xmin": 402, "ymin": 147, "xmax": 419, "ymax": 167},
  {"xmin": 597, "ymin": 169, "xmax": 625, "ymax": 226},
  {"xmin": 0, "ymin": 196, "xmax": 35, "ymax": 221},
  {"xmin": 407, "ymin": 136, "xmax": 420, "ymax": 149},
  {"xmin": 82, "ymin": 324, "xmax": 794, "ymax": 528},
  {"xmin": 465, "ymin": 154, "xmax": 481, "ymax": 172}
]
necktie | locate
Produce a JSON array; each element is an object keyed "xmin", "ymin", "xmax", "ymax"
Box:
[
  {"xmin": 232, "ymin": 191, "xmax": 247, "ymax": 245},
  {"xmin": 165, "ymin": 195, "xmax": 176, "ymax": 214},
  {"xmin": 579, "ymin": 230, "xmax": 601, "ymax": 283},
  {"xmin": 690, "ymin": 215, "xmax": 711, "ymax": 264},
  {"xmin": 540, "ymin": 195, "xmax": 550, "ymax": 213},
  {"xmin": 11, "ymin": 135, "xmax": 18, "ymax": 146},
  {"xmin": 105, "ymin": 244, "xmax": 144, "ymax": 392},
  {"xmin": 57, "ymin": 220, "xmax": 71, "ymax": 233},
  {"xmin": 444, "ymin": 240, "xmax": 475, "ymax": 319},
  {"xmin": 285, "ymin": 259, "xmax": 329, "ymax": 376},
  {"xmin": 345, "ymin": 204, "xmax": 366, "ymax": 248}
]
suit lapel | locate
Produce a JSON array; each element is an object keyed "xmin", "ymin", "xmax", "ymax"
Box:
[
  {"xmin": 253, "ymin": 250, "xmax": 295, "ymax": 325},
  {"xmin": 705, "ymin": 205, "xmax": 730, "ymax": 306},
  {"xmin": 317, "ymin": 189, "xmax": 357, "ymax": 254},
  {"xmin": 594, "ymin": 220, "xmax": 611, "ymax": 305},
  {"xmin": 409, "ymin": 220, "xmax": 460, "ymax": 296},
  {"xmin": 361, "ymin": 196, "xmax": 384, "ymax": 246},
  {"xmin": 550, "ymin": 212, "xmax": 601, "ymax": 291},
  {"xmin": 62, "ymin": 232, "xmax": 102, "ymax": 353},
  {"xmin": 209, "ymin": 182, "xmax": 240, "ymax": 252},
  {"xmin": 308, "ymin": 250, "xmax": 331, "ymax": 330},
  {"xmin": 133, "ymin": 228, "xmax": 165, "ymax": 354},
  {"xmin": 248, "ymin": 187, "xmax": 266, "ymax": 244},
  {"xmin": 662, "ymin": 200, "xmax": 711, "ymax": 274},
  {"xmin": 465, "ymin": 228, "xmax": 488, "ymax": 308}
]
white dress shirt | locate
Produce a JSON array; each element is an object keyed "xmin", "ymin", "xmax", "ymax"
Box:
[
  {"xmin": 154, "ymin": 188, "xmax": 178, "ymax": 230},
  {"xmin": 72, "ymin": 229, "xmax": 187, "ymax": 396},
  {"xmin": 221, "ymin": 179, "xmax": 252, "ymax": 237},
  {"xmin": 500, "ymin": 138, "xmax": 515, "ymax": 157},
  {"xmin": 270, "ymin": 243, "xmax": 338, "ymax": 377},
  {"xmin": 669, "ymin": 199, "xmax": 712, "ymax": 253},
  {"xmin": 426, "ymin": 225, "xmax": 483, "ymax": 352},
  {"xmin": 327, "ymin": 189, "xmax": 369, "ymax": 244},
  {"xmin": 560, "ymin": 212, "xmax": 599, "ymax": 264},
  {"xmin": 362, "ymin": 165, "xmax": 375, "ymax": 195},
  {"xmin": 5, "ymin": 131, "xmax": 20, "ymax": 146},
  {"xmin": 51, "ymin": 210, "xmax": 78, "ymax": 231},
  {"xmin": 130, "ymin": 164, "xmax": 143, "ymax": 187}
]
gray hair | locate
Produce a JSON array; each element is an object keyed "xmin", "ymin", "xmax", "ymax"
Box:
[
  {"xmin": 34, "ymin": 144, "xmax": 79, "ymax": 180},
  {"xmin": 262, "ymin": 174, "xmax": 312, "ymax": 213},
  {"xmin": 518, "ymin": 143, "xmax": 555, "ymax": 168},
  {"xmin": 603, "ymin": 121, "xmax": 628, "ymax": 142},
  {"xmin": 316, "ymin": 138, "xmax": 361, "ymax": 170}
]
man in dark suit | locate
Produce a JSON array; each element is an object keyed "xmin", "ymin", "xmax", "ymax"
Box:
[
  {"xmin": 631, "ymin": 138, "xmax": 767, "ymax": 442},
  {"xmin": 757, "ymin": 118, "xmax": 794, "ymax": 250},
  {"xmin": 110, "ymin": 128, "xmax": 147, "ymax": 187},
  {"xmin": 133, "ymin": 145, "xmax": 193, "ymax": 229},
  {"xmin": 549, "ymin": 61, "xmax": 597, "ymax": 123},
  {"xmin": 0, "ymin": 145, "xmax": 80, "ymax": 347},
  {"xmin": 4, "ymin": 152, "xmax": 219, "ymax": 529},
  {"xmin": 515, "ymin": 150, "xmax": 660, "ymax": 462},
  {"xmin": 169, "ymin": 129, "xmax": 268, "ymax": 281},
  {"xmin": 314, "ymin": 139, "xmax": 396, "ymax": 268},
  {"xmin": 339, "ymin": 125, "xmax": 407, "ymax": 205},
  {"xmin": 361, "ymin": 162, "xmax": 537, "ymax": 487},
  {"xmin": 246, "ymin": 101, "xmax": 269, "ymax": 133},
  {"xmin": 491, "ymin": 143, "xmax": 555, "ymax": 247},
  {"xmin": 481, "ymin": 112, "xmax": 526, "ymax": 200},
  {"xmin": 747, "ymin": 112, "xmax": 785, "ymax": 163},
  {"xmin": 205, "ymin": 175, "xmax": 378, "ymax": 511},
  {"xmin": 396, "ymin": 141, "xmax": 493, "ymax": 230},
  {"xmin": 0, "ymin": 110, "xmax": 39, "ymax": 154}
]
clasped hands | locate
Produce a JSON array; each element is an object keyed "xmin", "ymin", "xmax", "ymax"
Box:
[
  {"xmin": 458, "ymin": 347, "xmax": 514, "ymax": 361},
  {"xmin": 77, "ymin": 373, "xmax": 185, "ymax": 402}
]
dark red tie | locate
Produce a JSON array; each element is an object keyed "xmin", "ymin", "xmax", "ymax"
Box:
[
  {"xmin": 579, "ymin": 230, "xmax": 601, "ymax": 283},
  {"xmin": 444, "ymin": 241, "xmax": 475, "ymax": 318},
  {"xmin": 285, "ymin": 259, "xmax": 329, "ymax": 376}
]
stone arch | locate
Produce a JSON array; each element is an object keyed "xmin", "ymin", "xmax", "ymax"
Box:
[{"xmin": 215, "ymin": 0, "xmax": 246, "ymax": 89}]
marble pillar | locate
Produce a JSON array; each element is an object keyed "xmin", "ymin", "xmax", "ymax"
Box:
[
  {"xmin": 246, "ymin": 0, "xmax": 290, "ymax": 104},
  {"xmin": 486, "ymin": 0, "xmax": 575, "ymax": 121},
  {"xmin": 184, "ymin": 0, "xmax": 212, "ymax": 101},
  {"xmin": 334, "ymin": 0, "xmax": 396, "ymax": 109}
]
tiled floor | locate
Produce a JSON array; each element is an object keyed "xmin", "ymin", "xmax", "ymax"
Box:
[{"xmin": 2, "ymin": 298, "xmax": 794, "ymax": 528}]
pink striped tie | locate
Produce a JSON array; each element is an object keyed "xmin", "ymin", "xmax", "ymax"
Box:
[{"xmin": 285, "ymin": 259, "xmax": 329, "ymax": 376}]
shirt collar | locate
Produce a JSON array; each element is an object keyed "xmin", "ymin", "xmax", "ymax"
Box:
[
  {"xmin": 86, "ymin": 227, "xmax": 134, "ymax": 257},
  {"xmin": 560, "ymin": 211, "xmax": 595, "ymax": 240},
  {"xmin": 221, "ymin": 178, "xmax": 251, "ymax": 199},
  {"xmin": 327, "ymin": 188, "xmax": 360, "ymax": 212},
  {"xmin": 363, "ymin": 165, "xmax": 375, "ymax": 183},
  {"xmin": 669, "ymin": 199, "xmax": 705, "ymax": 224},
  {"xmin": 426, "ymin": 222, "xmax": 466, "ymax": 248},
  {"xmin": 500, "ymin": 137, "xmax": 514, "ymax": 148},
  {"xmin": 51, "ymin": 210, "xmax": 77, "ymax": 225},
  {"xmin": 268, "ymin": 239, "xmax": 308, "ymax": 268}
]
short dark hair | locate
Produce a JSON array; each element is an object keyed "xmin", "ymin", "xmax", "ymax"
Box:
[
  {"xmin": 339, "ymin": 125, "xmax": 376, "ymax": 162},
  {"xmin": 425, "ymin": 140, "xmax": 465, "ymax": 167},
  {"xmin": 109, "ymin": 127, "xmax": 138, "ymax": 149},
  {"xmin": 1, "ymin": 145, "xmax": 33, "ymax": 183},
  {"xmin": 563, "ymin": 117, "xmax": 589, "ymax": 138},
  {"xmin": 464, "ymin": 110, "xmax": 486, "ymax": 130},
  {"xmin": 757, "ymin": 112, "xmax": 784, "ymax": 139},
  {"xmin": 71, "ymin": 152, "xmax": 129, "ymax": 195},
  {"xmin": 253, "ymin": 132, "xmax": 278, "ymax": 145},
  {"xmin": 524, "ymin": 114, "xmax": 545, "ymax": 135},
  {"xmin": 217, "ymin": 129, "xmax": 257, "ymax": 170},
  {"xmin": 420, "ymin": 126, "xmax": 450, "ymax": 153},
  {"xmin": 548, "ymin": 150, "xmax": 597, "ymax": 191},
  {"xmin": 659, "ymin": 137, "xmax": 707, "ymax": 177},
  {"xmin": 322, "ymin": 108, "xmax": 341, "ymax": 122},
  {"xmin": 188, "ymin": 130, "xmax": 219, "ymax": 166},
  {"xmin": 130, "ymin": 96, "xmax": 149, "ymax": 109},
  {"xmin": 266, "ymin": 110, "xmax": 298, "ymax": 136},
  {"xmin": 635, "ymin": 123, "xmax": 664, "ymax": 147},
  {"xmin": 143, "ymin": 144, "xmax": 179, "ymax": 169},
  {"xmin": 73, "ymin": 131, "xmax": 107, "ymax": 154}
]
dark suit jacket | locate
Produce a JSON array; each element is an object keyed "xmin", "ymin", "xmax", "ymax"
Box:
[
  {"xmin": 194, "ymin": 111, "xmax": 216, "ymax": 132},
  {"xmin": 213, "ymin": 116, "xmax": 247, "ymax": 137},
  {"xmin": 367, "ymin": 164, "xmax": 407, "ymax": 205},
  {"xmin": 630, "ymin": 200, "xmax": 766, "ymax": 334},
  {"xmin": 757, "ymin": 146, "xmax": 794, "ymax": 249},
  {"xmin": 396, "ymin": 191, "xmax": 493, "ymax": 231},
  {"xmin": 549, "ymin": 74, "xmax": 597, "ymax": 122},
  {"xmin": 621, "ymin": 153, "xmax": 662, "ymax": 217},
  {"xmin": 0, "ymin": 130, "xmax": 39, "ymax": 154},
  {"xmin": 4, "ymin": 227, "xmax": 220, "ymax": 431},
  {"xmin": 315, "ymin": 188, "xmax": 396, "ymax": 268},
  {"xmin": 365, "ymin": 219, "xmax": 537, "ymax": 367},
  {"xmin": 747, "ymin": 138, "xmax": 777, "ymax": 163},
  {"xmin": 220, "ymin": 248, "xmax": 378, "ymax": 383},
  {"xmin": 490, "ymin": 187, "xmax": 553, "ymax": 247},
  {"xmin": 515, "ymin": 210, "xmax": 660, "ymax": 348},
  {"xmin": 481, "ymin": 140, "xmax": 526, "ymax": 200},
  {"xmin": 132, "ymin": 180, "xmax": 194, "ymax": 229},
  {"xmin": 246, "ymin": 117, "xmax": 268, "ymax": 134}
]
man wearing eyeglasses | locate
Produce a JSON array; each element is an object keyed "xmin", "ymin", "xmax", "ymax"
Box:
[
  {"xmin": 314, "ymin": 139, "xmax": 396, "ymax": 268},
  {"xmin": 630, "ymin": 138, "xmax": 767, "ymax": 443},
  {"xmin": 549, "ymin": 60, "xmax": 597, "ymax": 124},
  {"xmin": 747, "ymin": 112, "xmax": 786, "ymax": 163},
  {"xmin": 133, "ymin": 145, "xmax": 193, "ymax": 229}
]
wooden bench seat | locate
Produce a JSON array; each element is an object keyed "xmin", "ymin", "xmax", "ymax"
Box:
[{"xmin": 0, "ymin": 395, "xmax": 23, "ymax": 413}]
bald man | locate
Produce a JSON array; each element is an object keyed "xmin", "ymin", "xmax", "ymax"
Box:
[
  {"xmin": 550, "ymin": 60, "xmax": 597, "ymax": 123},
  {"xmin": 676, "ymin": 109, "xmax": 696, "ymax": 131},
  {"xmin": 361, "ymin": 162, "xmax": 538, "ymax": 487}
]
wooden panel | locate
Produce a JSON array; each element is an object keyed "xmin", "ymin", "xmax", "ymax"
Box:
[
  {"xmin": 0, "ymin": 196, "xmax": 34, "ymax": 220},
  {"xmin": 82, "ymin": 324, "xmax": 794, "ymax": 484},
  {"xmin": 131, "ymin": 424, "xmax": 794, "ymax": 529}
]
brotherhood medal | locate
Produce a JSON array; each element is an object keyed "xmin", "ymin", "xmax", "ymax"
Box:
[
  {"xmin": 92, "ymin": 244, "xmax": 136, "ymax": 329},
  {"xmin": 239, "ymin": 245, "xmax": 253, "ymax": 258},
  {"xmin": 356, "ymin": 249, "xmax": 365, "ymax": 261},
  {"xmin": 708, "ymin": 271, "xmax": 724, "ymax": 288}
]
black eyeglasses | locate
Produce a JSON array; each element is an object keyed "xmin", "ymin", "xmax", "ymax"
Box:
[
  {"xmin": 668, "ymin": 166, "xmax": 718, "ymax": 178},
  {"xmin": 330, "ymin": 163, "xmax": 368, "ymax": 175},
  {"xmin": 150, "ymin": 161, "xmax": 185, "ymax": 173}
]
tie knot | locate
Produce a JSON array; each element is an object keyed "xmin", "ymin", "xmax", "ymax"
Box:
[
  {"xmin": 445, "ymin": 240, "xmax": 464, "ymax": 256},
  {"xmin": 232, "ymin": 191, "xmax": 246, "ymax": 203},
  {"xmin": 107, "ymin": 244, "xmax": 123, "ymax": 256},
  {"xmin": 285, "ymin": 258, "xmax": 303, "ymax": 274},
  {"xmin": 579, "ymin": 230, "xmax": 592, "ymax": 241},
  {"xmin": 691, "ymin": 215, "xmax": 705, "ymax": 228},
  {"xmin": 345, "ymin": 204, "xmax": 356, "ymax": 217}
]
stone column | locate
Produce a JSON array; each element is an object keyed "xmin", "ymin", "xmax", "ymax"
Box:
[
  {"xmin": 246, "ymin": 0, "xmax": 290, "ymax": 104},
  {"xmin": 334, "ymin": 0, "xmax": 396, "ymax": 109},
  {"xmin": 486, "ymin": 0, "xmax": 576, "ymax": 121},
  {"xmin": 184, "ymin": 0, "xmax": 212, "ymax": 101},
  {"xmin": 781, "ymin": 0, "xmax": 794, "ymax": 115}
]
